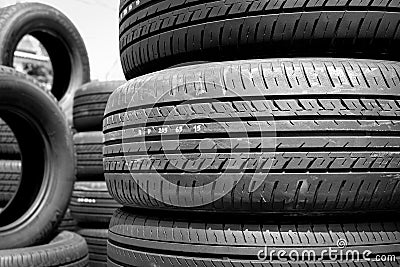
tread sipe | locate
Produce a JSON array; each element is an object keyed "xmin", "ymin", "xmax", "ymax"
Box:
[
  {"xmin": 108, "ymin": 208, "xmax": 400, "ymax": 267},
  {"xmin": 103, "ymin": 58, "xmax": 400, "ymax": 215},
  {"xmin": 119, "ymin": 0, "xmax": 400, "ymax": 78}
]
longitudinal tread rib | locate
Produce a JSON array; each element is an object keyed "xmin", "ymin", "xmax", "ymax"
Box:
[
  {"xmin": 107, "ymin": 208, "xmax": 400, "ymax": 266},
  {"xmin": 119, "ymin": 0, "xmax": 400, "ymax": 77},
  {"xmin": 103, "ymin": 58, "xmax": 400, "ymax": 214},
  {"xmin": 70, "ymin": 182, "xmax": 121, "ymax": 225}
]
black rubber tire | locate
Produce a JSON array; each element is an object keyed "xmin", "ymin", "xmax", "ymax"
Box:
[
  {"xmin": 0, "ymin": 3, "xmax": 90, "ymax": 123},
  {"xmin": 119, "ymin": 0, "xmax": 400, "ymax": 78},
  {"xmin": 70, "ymin": 182, "xmax": 121, "ymax": 226},
  {"xmin": 73, "ymin": 81, "xmax": 125, "ymax": 132},
  {"xmin": 58, "ymin": 209, "xmax": 77, "ymax": 232},
  {"xmin": 104, "ymin": 58, "xmax": 400, "ymax": 215},
  {"xmin": 74, "ymin": 132, "xmax": 104, "ymax": 180},
  {"xmin": 108, "ymin": 208, "xmax": 400, "ymax": 267},
  {"xmin": 77, "ymin": 228, "xmax": 107, "ymax": 267},
  {"xmin": 0, "ymin": 119, "xmax": 19, "ymax": 157},
  {"xmin": 0, "ymin": 231, "xmax": 89, "ymax": 267},
  {"xmin": 0, "ymin": 160, "xmax": 20, "ymax": 206},
  {"xmin": 0, "ymin": 66, "xmax": 75, "ymax": 249}
]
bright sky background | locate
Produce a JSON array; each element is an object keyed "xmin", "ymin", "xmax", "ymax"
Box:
[{"xmin": 0, "ymin": 0, "xmax": 125, "ymax": 81}]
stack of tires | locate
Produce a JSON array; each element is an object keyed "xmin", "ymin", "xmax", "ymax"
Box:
[
  {"xmin": 71, "ymin": 81, "xmax": 124, "ymax": 266},
  {"xmin": 104, "ymin": 0, "xmax": 400, "ymax": 266},
  {"xmin": 0, "ymin": 3, "xmax": 90, "ymax": 265}
]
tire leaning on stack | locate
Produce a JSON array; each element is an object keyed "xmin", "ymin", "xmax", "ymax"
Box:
[
  {"xmin": 0, "ymin": 2, "xmax": 90, "ymax": 123},
  {"xmin": 71, "ymin": 81, "xmax": 123, "ymax": 266},
  {"xmin": 0, "ymin": 66, "xmax": 75, "ymax": 249}
]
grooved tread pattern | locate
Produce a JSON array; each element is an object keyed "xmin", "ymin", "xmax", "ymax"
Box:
[
  {"xmin": 73, "ymin": 81, "xmax": 125, "ymax": 132},
  {"xmin": 0, "ymin": 119, "xmax": 19, "ymax": 156},
  {"xmin": 74, "ymin": 132, "xmax": 104, "ymax": 179},
  {"xmin": 0, "ymin": 160, "xmax": 20, "ymax": 204},
  {"xmin": 70, "ymin": 182, "xmax": 121, "ymax": 225},
  {"xmin": 107, "ymin": 208, "xmax": 400, "ymax": 266},
  {"xmin": 78, "ymin": 228, "xmax": 107, "ymax": 266},
  {"xmin": 57, "ymin": 209, "xmax": 77, "ymax": 232},
  {"xmin": 103, "ymin": 58, "xmax": 400, "ymax": 214},
  {"xmin": 119, "ymin": 0, "xmax": 400, "ymax": 78}
]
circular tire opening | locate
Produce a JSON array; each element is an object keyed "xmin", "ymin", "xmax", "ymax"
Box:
[
  {"xmin": 13, "ymin": 35, "xmax": 54, "ymax": 93},
  {"xmin": 0, "ymin": 3, "xmax": 90, "ymax": 122},
  {"xmin": 0, "ymin": 66, "xmax": 75, "ymax": 249},
  {"xmin": 0, "ymin": 112, "xmax": 45, "ymax": 226}
]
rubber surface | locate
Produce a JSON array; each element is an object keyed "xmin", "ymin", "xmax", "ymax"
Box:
[
  {"xmin": 70, "ymin": 182, "xmax": 121, "ymax": 225},
  {"xmin": 0, "ymin": 66, "xmax": 75, "ymax": 249},
  {"xmin": 0, "ymin": 3, "xmax": 90, "ymax": 123},
  {"xmin": 0, "ymin": 231, "xmax": 89, "ymax": 267},
  {"xmin": 0, "ymin": 119, "xmax": 19, "ymax": 157},
  {"xmin": 104, "ymin": 58, "xmax": 400, "ymax": 215},
  {"xmin": 58, "ymin": 209, "xmax": 77, "ymax": 232},
  {"xmin": 108, "ymin": 208, "xmax": 400, "ymax": 266},
  {"xmin": 119, "ymin": 0, "xmax": 400, "ymax": 78},
  {"xmin": 73, "ymin": 81, "xmax": 125, "ymax": 132},
  {"xmin": 77, "ymin": 228, "xmax": 107, "ymax": 267},
  {"xmin": 74, "ymin": 132, "xmax": 104, "ymax": 180},
  {"xmin": 0, "ymin": 160, "xmax": 20, "ymax": 206}
]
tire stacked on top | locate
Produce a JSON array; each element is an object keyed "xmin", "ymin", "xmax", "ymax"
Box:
[
  {"xmin": 71, "ymin": 81, "xmax": 124, "ymax": 267},
  {"xmin": 0, "ymin": 3, "xmax": 89, "ymax": 265},
  {"xmin": 105, "ymin": 1, "xmax": 400, "ymax": 266}
]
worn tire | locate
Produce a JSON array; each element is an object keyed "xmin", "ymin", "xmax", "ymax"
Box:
[
  {"xmin": 70, "ymin": 182, "xmax": 121, "ymax": 226},
  {"xmin": 108, "ymin": 208, "xmax": 400, "ymax": 266},
  {"xmin": 77, "ymin": 228, "xmax": 107, "ymax": 267},
  {"xmin": 74, "ymin": 132, "xmax": 104, "ymax": 180},
  {"xmin": 0, "ymin": 119, "xmax": 19, "ymax": 157},
  {"xmin": 0, "ymin": 231, "xmax": 89, "ymax": 267},
  {"xmin": 73, "ymin": 81, "xmax": 125, "ymax": 132},
  {"xmin": 0, "ymin": 66, "xmax": 75, "ymax": 249},
  {"xmin": 0, "ymin": 160, "xmax": 20, "ymax": 206},
  {"xmin": 0, "ymin": 3, "xmax": 90, "ymax": 123},
  {"xmin": 104, "ymin": 58, "xmax": 400, "ymax": 215},
  {"xmin": 119, "ymin": 0, "xmax": 400, "ymax": 78}
]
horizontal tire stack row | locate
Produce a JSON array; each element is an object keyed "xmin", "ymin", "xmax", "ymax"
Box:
[
  {"xmin": 104, "ymin": 0, "xmax": 400, "ymax": 266},
  {"xmin": 71, "ymin": 81, "xmax": 123, "ymax": 266}
]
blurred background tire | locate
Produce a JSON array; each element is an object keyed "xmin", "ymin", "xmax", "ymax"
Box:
[{"xmin": 0, "ymin": 66, "xmax": 75, "ymax": 249}]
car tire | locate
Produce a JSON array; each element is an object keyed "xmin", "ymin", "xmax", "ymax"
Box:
[
  {"xmin": 70, "ymin": 182, "xmax": 121, "ymax": 225},
  {"xmin": 73, "ymin": 81, "xmax": 125, "ymax": 132},
  {"xmin": 119, "ymin": 0, "xmax": 400, "ymax": 78},
  {"xmin": 0, "ymin": 231, "xmax": 89, "ymax": 267},
  {"xmin": 104, "ymin": 58, "xmax": 400, "ymax": 215},
  {"xmin": 108, "ymin": 208, "xmax": 400, "ymax": 266},
  {"xmin": 0, "ymin": 66, "xmax": 75, "ymax": 249},
  {"xmin": 0, "ymin": 3, "xmax": 90, "ymax": 123}
]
